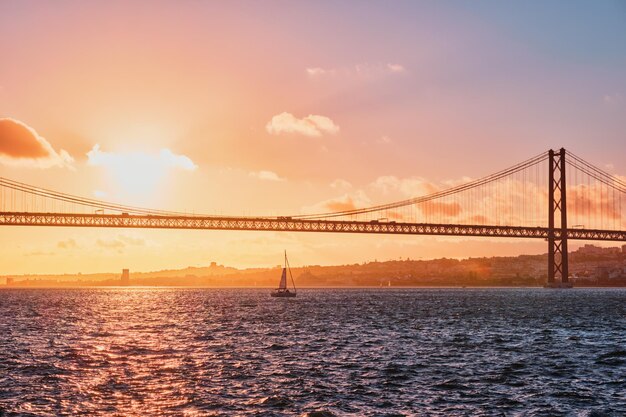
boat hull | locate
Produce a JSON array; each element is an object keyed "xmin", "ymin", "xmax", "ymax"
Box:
[
  {"xmin": 543, "ymin": 282, "xmax": 573, "ymax": 289},
  {"xmin": 270, "ymin": 291, "xmax": 296, "ymax": 298}
]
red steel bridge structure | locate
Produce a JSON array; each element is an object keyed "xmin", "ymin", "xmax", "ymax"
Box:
[{"xmin": 1, "ymin": 148, "xmax": 624, "ymax": 286}]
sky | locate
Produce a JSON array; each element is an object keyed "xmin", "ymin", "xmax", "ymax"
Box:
[{"xmin": 0, "ymin": 0, "xmax": 625, "ymax": 274}]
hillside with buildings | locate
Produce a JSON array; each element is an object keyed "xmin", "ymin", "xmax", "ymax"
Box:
[{"xmin": 3, "ymin": 244, "xmax": 626, "ymax": 288}]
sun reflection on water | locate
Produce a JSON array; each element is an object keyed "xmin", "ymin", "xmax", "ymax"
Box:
[{"xmin": 1, "ymin": 288, "xmax": 625, "ymax": 416}]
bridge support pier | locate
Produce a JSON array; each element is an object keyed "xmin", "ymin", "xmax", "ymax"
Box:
[{"xmin": 547, "ymin": 148, "xmax": 570, "ymax": 287}]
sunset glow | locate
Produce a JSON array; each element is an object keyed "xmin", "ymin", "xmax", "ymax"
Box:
[
  {"xmin": 1, "ymin": 3, "xmax": 626, "ymax": 416},
  {"xmin": 0, "ymin": 1, "xmax": 625, "ymax": 274}
]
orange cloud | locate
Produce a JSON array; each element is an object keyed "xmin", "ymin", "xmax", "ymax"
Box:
[
  {"xmin": 302, "ymin": 191, "xmax": 371, "ymax": 215},
  {"xmin": 568, "ymin": 184, "xmax": 622, "ymax": 221},
  {"xmin": 386, "ymin": 210, "xmax": 405, "ymax": 220},
  {"xmin": 326, "ymin": 198, "xmax": 358, "ymax": 212},
  {"xmin": 469, "ymin": 215, "xmax": 488, "ymax": 224},
  {"xmin": 96, "ymin": 239, "xmax": 124, "ymax": 248},
  {"xmin": 118, "ymin": 235, "xmax": 145, "ymax": 246},
  {"xmin": 57, "ymin": 238, "xmax": 78, "ymax": 249},
  {"xmin": 0, "ymin": 118, "xmax": 74, "ymax": 168},
  {"xmin": 96, "ymin": 235, "xmax": 145, "ymax": 250}
]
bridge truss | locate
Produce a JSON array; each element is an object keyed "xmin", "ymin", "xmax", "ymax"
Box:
[
  {"xmin": 0, "ymin": 212, "xmax": 624, "ymax": 241},
  {"xmin": 1, "ymin": 148, "xmax": 625, "ymax": 285}
]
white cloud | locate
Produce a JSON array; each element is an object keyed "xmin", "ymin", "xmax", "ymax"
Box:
[
  {"xmin": 442, "ymin": 176, "xmax": 473, "ymax": 188},
  {"xmin": 377, "ymin": 136, "xmax": 392, "ymax": 144},
  {"xmin": 330, "ymin": 179, "xmax": 352, "ymax": 190},
  {"xmin": 603, "ymin": 93, "xmax": 623, "ymax": 104},
  {"xmin": 306, "ymin": 67, "xmax": 333, "ymax": 76},
  {"xmin": 266, "ymin": 112, "xmax": 340, "ymax": 137},
  {"xmin": 87, "ymin": 145, "xmax": 197, "ymax": 171},
  {"xmin": 370, "ymin": 175, "xmax": 439, "ymax": 197},
  {"xmin": 306, "ymin": 63, "xmax": 407, "ymax": 79},
  {"xmin": 249, "ymin": 170, "xmax": 285, "ymax": 182},
  {"xmin": 301, "ymin": 173, "xmax": 483, "ymax": 223},
  {"xmin": 303, "ymin": 176, "xmax": 442, "ymax": 217},
  {"xmin": 387, "ymin": 63, "xmax": 406, "ymax": 73},
  {"xmin": 159, "ymin": 148, "xmax": 197, "ymax": 170},
  {"xmin": 87, "ymin": 144, "xmax": 197, "ymax": 196}
]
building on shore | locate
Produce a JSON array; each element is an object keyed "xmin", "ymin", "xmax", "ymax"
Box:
[{"xmin": 121, "ymin": 269, "xmax": 130, "ymax": 286}]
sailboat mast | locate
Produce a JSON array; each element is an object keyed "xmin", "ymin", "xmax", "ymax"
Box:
[{"xmin": 285, "ymin": 251, "xmax": 296, "ymax": 292}]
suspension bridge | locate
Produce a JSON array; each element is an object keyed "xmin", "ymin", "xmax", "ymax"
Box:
[{"xmin": 1, "ymin": 148, "xmax": 624, "ymax": 286}]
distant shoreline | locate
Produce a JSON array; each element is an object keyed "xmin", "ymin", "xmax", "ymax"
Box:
[
  {"xmin": 3, "ymin": 244, "xmax": 625, "ymax": 288},
  {"xmin": 2, "ymin": 285, "xmax": 626, "ymax": 289}
]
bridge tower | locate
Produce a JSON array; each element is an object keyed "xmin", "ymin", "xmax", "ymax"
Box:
[{"xmin": 547, "ymin": 148, "xmax": 569, "ymax": 286}]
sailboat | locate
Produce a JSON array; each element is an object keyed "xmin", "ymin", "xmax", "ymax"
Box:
[{"xmin": 271, "ymin": 251, "xmax": 297, "ymax": 298}]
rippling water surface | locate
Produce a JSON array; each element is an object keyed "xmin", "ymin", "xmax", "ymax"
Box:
[{"xmin": 0, "ymin": 288, "xmax": 624, "ymax": 416}]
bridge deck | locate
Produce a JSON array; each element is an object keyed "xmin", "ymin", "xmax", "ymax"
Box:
[{"xmin": 1, "ymin": 212, "xmax": 624, "ymax": 241}]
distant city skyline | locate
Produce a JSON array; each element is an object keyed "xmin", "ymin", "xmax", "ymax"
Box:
[
  {"xmin": 3, "ymin": 243, "xmax": 625, "ymax": 288},
  {"xmin": 1, "ymin": 1, "xmax": 625, "ymax": 274}
]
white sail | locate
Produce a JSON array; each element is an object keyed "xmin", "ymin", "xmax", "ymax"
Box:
[{"xmin": 271, "ymin": 253, "xmax": 296, "ymax": 297}]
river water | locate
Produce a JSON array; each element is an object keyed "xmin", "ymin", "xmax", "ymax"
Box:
[{"xmin": 0, "ymin": 288, "xmax": 624, "ymax": 416}]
